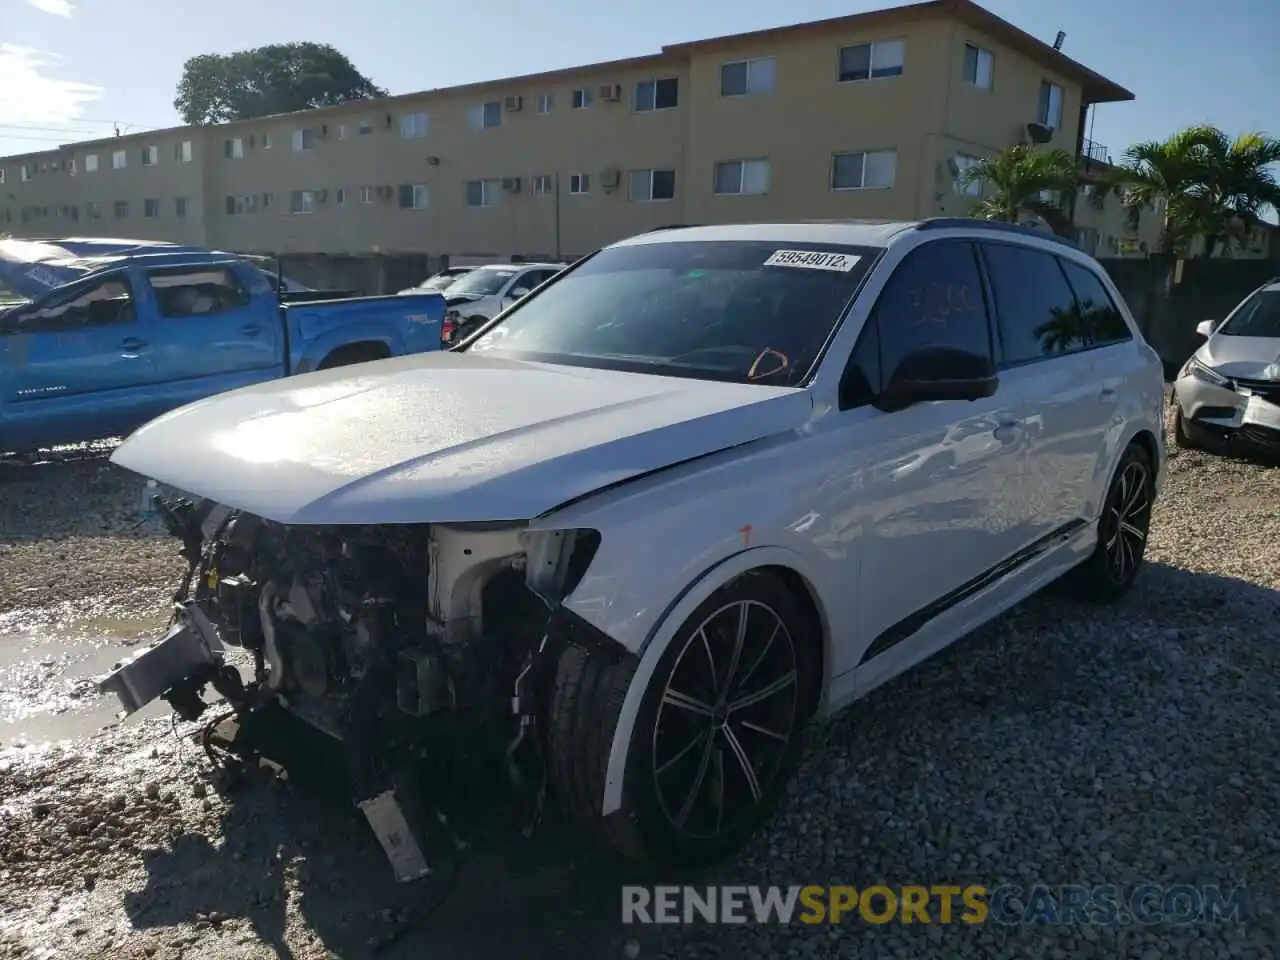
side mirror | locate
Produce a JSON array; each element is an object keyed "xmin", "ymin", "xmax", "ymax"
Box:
[
  {"xmin": 1194, "ymin": 319, "xmax": 1215, "ymax": 339},
  {"xmin": 875, "ymin": 346, "xmax": 999, "ymax": 413}
]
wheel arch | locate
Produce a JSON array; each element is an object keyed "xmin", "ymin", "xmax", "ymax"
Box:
[
  {"xmin": 317, "ymin": 339, "xmax": 392, "ymax": 369},
  {"xmin": 599, "ymin": 545, "xmax": 832, "ymax": 818}
]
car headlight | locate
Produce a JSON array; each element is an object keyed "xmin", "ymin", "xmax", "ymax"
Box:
[{"xmin": 1183, "ymin": 356, "xmax": 1230, "ymax": 387}]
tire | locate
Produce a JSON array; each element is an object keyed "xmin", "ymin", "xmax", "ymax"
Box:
[
  {"xmin": 1058, "ymin": 442, "xmax": 1155, "ymax": 603},
  {"xmin": 1172, "ymin": 404, "xmax": 1201, "ymax": 450},
  {"xmin": 549, "ymin": 571, "xmax": 819, "ymax": 867},
  {"xmin": 317, "ymin": 343, "xmax": 389, "ymax": 370}
]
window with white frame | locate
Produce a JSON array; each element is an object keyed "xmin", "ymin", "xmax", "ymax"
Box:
[
  {"xmin": 469, "ymin": 102, "xmax": 501, "ymax": 130},
  {"xmin": 399, "ymin": 184, "xmax": 429, "ymax": 209},
  {"xmin": 289, "ymin": 190, "xmax": 316, "ymax": 214},
  {"xmin": 112, "ymin": 150, "xmax": 127, "ymax": 169},
  {"xmin": 535, "ymin": 93, "xmax": 553, "ymax": 114},
  {"xmin": 838, "ymin": 40, "xmax": 904, "ymax": 82},
  {"xmin": 634, "ymin": 77, "xmax": 679, "ymax": 112},
  {"xmin": 141, "ymin": 145, "xmax": 159, "ymax": 166},
  {"xmin": 1038, "ymin": 80, "xmax": 1064, "ymax": 130},
  {"xmin": 143, "ymin": 198, "xmax": 160, "ymax": 218},
  {"xmin": 175, "ymin": 140, "xmax": 192, "ymax": 162},
  {"xmin": 292, "ymin": 129, "xmax": 314, "ymax": 152},
  {"xmin": 569, "ymin": 173, "xmax": 590, "ymax": 194},
  {"xmin": 224, "ymin": 137, "xmax": 244, "ymax": 159},
  {"xmin": 952, "ymin": 153, "xmax": 984, "ymax": 197},
  {"xmin": 335, "ymin": 187, "xmax": 346, "ymax": 206},
  {"xmin": 261, "ymin": 133, "xmax": 272, "ymax": 150},
  {"xmin": 360, "ymin": 186, "xmax": 375, "ymax": 204},
  {"xmin": 831, "ymin": 149, "xmax": 897, "ymax": 190},
  {"xmin": 963, "ymin": 43, "xmax": 994, "ymax": 89},
  {"xmin": 720, "ymin": 57, "xmax": 776, "ymax": 96},
  {"xmin": 628, "ymin": 168, "xmax": 676, "ymax": 201},
  {"xmin": 571, "ymin": 88, "xmax": 592, "ymax": 109},
  {"xmin": 466, "ymin": 179, "xmax": 502, "ymax": 207},
  {"xmin": 713, "ymin": 158, "xmax": 770, "ymax": 196},
  {"xmin": 85, "ymin": 153, "xmax": 99, "ymax": 173},
  {"xmin": 532, "ymin": 174, "xmax": 553, "ymax": 196},
  {"xmin": 400, "ymin": 112, "xmax": 429, "ymax": 138},
  {"xmin": 67, "ymin": 157, "xmax": 77, "ymax": 176},
  {"xmin": 0, "ymin": 168, "xmax": 6, "ymax": 185},
  {"xmin": 20, "ymin": 164, "xmax": 32, "ymax": 182},
  {"xmin": 113, "ymin": 200, "xmax": 129, "ymax": 218}
]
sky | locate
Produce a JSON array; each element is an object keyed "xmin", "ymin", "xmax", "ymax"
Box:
[{"xmin": 1, "ymin": 0, "xmax": 1278, "ymax": 169}]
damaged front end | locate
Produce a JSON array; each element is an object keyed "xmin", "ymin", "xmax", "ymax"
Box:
[{"xmin": 99, "ymin": 492, "xmax": 603, "ymax": 881}]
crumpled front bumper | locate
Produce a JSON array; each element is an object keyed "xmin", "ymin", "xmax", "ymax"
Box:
[{"xmin": 1173, "ymin": 370, "xmax": 1280, "ymax": 450}]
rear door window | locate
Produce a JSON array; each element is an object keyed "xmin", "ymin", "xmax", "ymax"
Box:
[
  {"xmin": 981, "ymin": 243, "xmax": 1081, "ymax": 366},
  {"xmin": 147, "ymin": 267, "xmax": 251, "ymax": 318},
  {"xmin": 1058, "ymin": 260, "xmax": 1133, "ymax": 346}
]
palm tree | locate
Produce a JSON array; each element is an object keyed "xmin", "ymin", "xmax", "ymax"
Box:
[
  {"xmin": 1192, "ymin": 129, "xmax": 1280, "ymax": 256},
  {"xmin": 956, "ymin": 145, "xmax": 1080, "ymax": 236}
]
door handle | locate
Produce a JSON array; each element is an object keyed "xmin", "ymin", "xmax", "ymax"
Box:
[
  {"xmin": 120, "ymin": 337, "xmax": 148, "ymax": 352},
  {"xmin": 240, "ymin": 324, "xmax": 262, "ymax": 336},
  {"xmin": 1099, "ymin": 387, "xmax": 1118, "ymax": 403},
  {"xmin": 993, "ymin": 420, "xmax": 1023, "ymax": 443}
]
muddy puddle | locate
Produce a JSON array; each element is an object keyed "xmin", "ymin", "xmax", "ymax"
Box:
[{"xmin": 0, "ymin": 605, "xmax": 170, "ymax": 746}]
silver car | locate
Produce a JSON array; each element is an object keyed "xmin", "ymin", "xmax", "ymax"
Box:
[{"xmin": 1171, "ymin": 277, "xmax": 1280, "ymax": 454}]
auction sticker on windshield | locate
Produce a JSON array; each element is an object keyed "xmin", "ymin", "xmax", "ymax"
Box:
[{"xmin": 763, "ymin": 250, "xmax": 861, "ymax": 272}]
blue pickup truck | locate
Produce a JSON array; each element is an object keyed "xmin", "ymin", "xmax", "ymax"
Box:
[{"xmin": 0, "ymin": 237, "xmax": 446, "ymax": 455}]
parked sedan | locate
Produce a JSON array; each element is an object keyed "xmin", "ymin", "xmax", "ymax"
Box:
[
  {"xmin": 396, "ymin": 266, "xmax": 476, "ymax": 296},
  {"xmin": 1171, "ymin": 277, "xmax": 1280, "ymax": 455}
]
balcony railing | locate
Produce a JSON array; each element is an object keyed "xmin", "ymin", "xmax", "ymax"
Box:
[{"xmin": 1080, "ymin": 138, "xmax": 1110, "ymax": 165}]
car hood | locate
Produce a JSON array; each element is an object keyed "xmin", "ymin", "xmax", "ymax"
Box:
[
  {"xmin": 109, "ymin": 352, "xmax": 813, "ymax": 525},
  {"xmin": 1199, "ymin": 334, "xmax": 1280, "ymax": 380},
  {"xmin": 443, "ymin": 292, "xmax": 486, "ymax": 306}
]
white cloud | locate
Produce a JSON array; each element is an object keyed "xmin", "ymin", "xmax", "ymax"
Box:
[
  {"xmin": 27, "ymin": 0, "xmax": 76, "ymax": 17},
  {"xmin": 0, "ymin": 45, "xmax": 102, "ymax": 125}
]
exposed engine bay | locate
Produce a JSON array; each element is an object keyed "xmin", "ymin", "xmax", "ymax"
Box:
[{"xmin": 99, "ymin": 491, "xmax": 604, "ymax": 881}]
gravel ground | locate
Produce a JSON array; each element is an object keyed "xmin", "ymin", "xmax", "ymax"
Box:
[{"xmin": 1, "ymin": 419, "xmax": 1278, "ymax": 960}]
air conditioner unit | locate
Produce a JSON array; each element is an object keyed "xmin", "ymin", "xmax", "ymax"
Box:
[
  {"xmin": 599, "ymin": 167, "xmax": 621, "ymax": 189},
  {"xmin": 376, "ymin": 185, "xmax": 394, "ymax": 200},
  {"xmin": 504, "ymin": 95, "xmax": 523, "ymax": 112},
  {"xmin": 501, "ymin": 177, "xmax": 522, "ymax": 193},
  {"xmin": 599, "ymin": 84, "xmax": 622, "ymax": 102}
]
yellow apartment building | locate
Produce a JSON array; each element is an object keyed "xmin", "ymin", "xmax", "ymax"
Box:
[{"xmin": 0, "ymin": 0, "xmax": 1133, "ymax": 263}]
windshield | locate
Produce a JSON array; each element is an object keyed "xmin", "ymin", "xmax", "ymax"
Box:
[
  {"xmin": 1219, "ymin": 288, "xmax": 1280, "ymax": 338},
  {"xmin": 448, "ymin": 267, "xmax": 517, "ymax": 297},
  {"xmin": 464, "ymin": 240, "xmax": 880, "ymax": 385}
]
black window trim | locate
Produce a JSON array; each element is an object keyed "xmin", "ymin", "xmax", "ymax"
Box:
[
  {"xmin": 974, "ymin": 238, "xmax": 1133, "ymax": 370},
  {"xmin": 837, "ymin": 238, "xmax": 996, "ymax": 411}
]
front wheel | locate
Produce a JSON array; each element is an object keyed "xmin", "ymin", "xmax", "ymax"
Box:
[{"xmin": 549, "ymin": 572, "xmax": 819, "ymax": 867}]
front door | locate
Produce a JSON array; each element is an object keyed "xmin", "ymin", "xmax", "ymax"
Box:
[{"xmin": 0, "ymin": 271, "xmax": 162, "ymax": 451}]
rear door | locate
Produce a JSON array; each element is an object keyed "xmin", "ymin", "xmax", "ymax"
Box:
[
  {"xmin": 142, "ymin": 263, "xmax": 282, "ymax": 401},
  {"xmin": 977, "ymin": 242, "xmax": 1118, "ymax": 540},
  {"xmin": 0, "ymin": 271, "xmax": 167, "ymax": 450}
]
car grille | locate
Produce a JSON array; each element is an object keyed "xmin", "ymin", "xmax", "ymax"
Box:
[{"xmin": 1232, "ymin": 377, "xmax": 1280, "ymax": 405}]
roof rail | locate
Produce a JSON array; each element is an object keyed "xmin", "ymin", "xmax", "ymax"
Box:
[{"xmin": 914, "ymin": 217, "xmax": 1083, "ymax": 251}]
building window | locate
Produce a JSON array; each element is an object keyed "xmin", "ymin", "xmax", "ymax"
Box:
[
  {"xmin": 20, "ymin": 164, "xmax": 32, "ymax": 182},
  {"xmin": 292, "ymin": 129, "xmax": 314, "ymax": 152},
  {"xmin": 335, "ymin": 187, "xmax": 346, "ymax": 206},
  {"xmin": 569, "ymin": 173, "xmax": 590, "ymax": 194},
  {"xmin": 963, "ymin": 43, "xmax": 994, "ymax": 89},
  {"xmin": 175, "ymin": 140, "xmax": 193, "ymax": 162},
  {"xmin": 261, "ymin": 133, "xmax": 272, "ymax": 150},
  {"xmin": 838, "ymin": 40, "xmax": 905, "ymax": 82},
  {"xmin": 831, "ymin": 149, "xmax": 897, "ymax": 190},
  {"xmin": 112, "ymin": 150, "xmax": 127, "ymax": 169},
  {"xmin": 713, "ymin": 159, "xmax": 770, "ymax": 195},
  {"xmin": 399, "ymin": 184, "xmax": 429, "ymax": 209},
  {"xmin": 628, "ymin": 168, "xmax": 676, "ymax": 201},
  {"xmin": 262, "ymin": 192, "xmax": 273, "ymax": 209},
  {"xmin": 469, "ymin": 102, "xmax": 502, "ymax": 130},
  {"xmin": 532, "ymin": 174, "xmax": 553, "ymax": 196},
  {"xmin": 400, "ymin": 112, "xmax": 429, "ymax": 138},
  {"xmin": 720, "ymin": 57, "xmax": 776, "ymax": 96},
  {"xmin": 571, "ymin": 88, "xmax": 592, "ymax": 109},
  {"xmin": 289, "ymin": 190, "xmax": 316, "ymax": 214},
  {"xmin": 141, "ymin": 145, "xmax": 159, "ymax": 167},
  {"xmin": 175, "ymin": 197, "xmax": 188, "ymax": 217},
  {"xmin": 143, "ymin": 198, "xmax": 160, "ymax": 218},
  {"xmin": 86, "ymin": 202, "xmax": 101, "ymax": 219},
  {"xmin": 85, "ymin": 153, "xmax": 99, "ymax": 173},
  {"xmin": 0, "ymin": 168, "xmax": 5, "ymax": 185},
  {"xmin": 535, "ymin": 93, "xmax": 553, "ymax": 114},
  {"xmin": 634, "ymin": 77, "xmax": 679, "ymax": 112},
  {"xmin": 67, "ymin": 158, "xmax": 77, "ymax": 176},
  {"xmin": 1038, "ymin": 81, "xmax": 1064, "ymax": 131},
  {"xmin": 113, "ymin": 200, "xmax": 129, "ymax": 218},
  {"xmin": 466, "ymin": 179, "xmax": 501, "ymax": 207},
  {"xmin": 952, "ymin": 154, "xmax": 984, "ymax": 197},
  {"xmin": 224, "ymin": 137, "xmax": 244, "ymax": 159},
  {"xmin": 360, "ymin": 186, "xmax": 375, "ymax": 204},
  {"xmin": 358, "ymin": 118, "xmax": 375, "ymax": 136}
]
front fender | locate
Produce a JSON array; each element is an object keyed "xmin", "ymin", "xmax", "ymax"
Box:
[{"xmin": 597, "ymin": 544, "xmax": 831, "ymax": 818}]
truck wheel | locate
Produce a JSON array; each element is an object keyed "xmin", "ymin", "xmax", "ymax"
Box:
[
  {"xmin": 548, "ymin": 571, "xmax": 819, "ymax": 867},
  {"xmin": 317, "ymin": 342, "xmax": 389, "ymax": 370}
]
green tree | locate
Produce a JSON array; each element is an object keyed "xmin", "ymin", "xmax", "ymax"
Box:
[
  {"xmin": 1191, "ymin": 129, "xmax": 1280, "ymax": 256},
  {"xmin": 956, "ymin": 145, "xmax": 1080, "ymax": 236},
  {"xmin": 175, "ymin": 43, "xmax": 387, "ymax": 126}
]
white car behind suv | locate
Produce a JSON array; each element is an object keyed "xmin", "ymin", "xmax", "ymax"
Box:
[
  {"xmin": 103, "ymin": 219, "xmax": 1166, "ymax": 877},
  {"xmin": 440, "ymin": 261, "xmax": 566, "ymax": 343}
]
